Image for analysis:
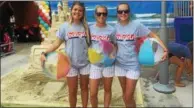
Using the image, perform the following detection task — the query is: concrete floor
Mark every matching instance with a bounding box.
[140,66,193,107]
[1,42,40,76]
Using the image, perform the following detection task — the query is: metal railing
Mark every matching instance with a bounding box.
[174,0,193,17]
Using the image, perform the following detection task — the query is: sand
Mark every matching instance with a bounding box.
[1,62,127,107]
[1,41,144,107]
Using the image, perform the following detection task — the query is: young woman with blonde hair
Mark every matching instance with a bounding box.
[89,5,116,107]
[40,1,90,107]
[115,3,168,107]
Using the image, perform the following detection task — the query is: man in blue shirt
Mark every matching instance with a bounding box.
[168,41,193,87]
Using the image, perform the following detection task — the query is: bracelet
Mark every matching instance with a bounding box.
[41,52,47,56]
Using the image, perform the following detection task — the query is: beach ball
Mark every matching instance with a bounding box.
[99,40,114,55]
[102,54,116,67]
[138,38,164,66]
[88,48,103,64]
[43,51,71,80]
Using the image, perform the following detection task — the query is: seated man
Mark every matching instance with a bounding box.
[168,41,193,87]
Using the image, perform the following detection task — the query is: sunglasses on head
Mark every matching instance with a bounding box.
[117,10,129,14]
[96,12,107,17]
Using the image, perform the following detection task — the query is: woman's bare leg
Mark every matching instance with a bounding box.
[125,78,137,107]
[67,76,78,107]
[103,77,113,107]
[90,79,100,107]
[80,75,89,107]
[118,76,127,106]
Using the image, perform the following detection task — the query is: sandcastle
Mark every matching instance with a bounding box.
[1,1,144,107]
[42,1,70,45]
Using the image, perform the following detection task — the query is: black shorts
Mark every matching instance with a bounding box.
[168,53,174,59]
[168,53,183,60]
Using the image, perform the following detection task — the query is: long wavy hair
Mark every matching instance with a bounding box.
[69,1,91,46]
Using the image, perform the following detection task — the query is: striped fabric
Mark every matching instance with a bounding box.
[89,64,115,79]
[66,64,90,77]
[115,65,140,80]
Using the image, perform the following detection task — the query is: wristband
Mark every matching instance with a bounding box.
[41,52,47,56]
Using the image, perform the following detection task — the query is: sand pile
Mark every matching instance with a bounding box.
[1,61,125,107]
[1,44,144,107]
[1,44,146,107]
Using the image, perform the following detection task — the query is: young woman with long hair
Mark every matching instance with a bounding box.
[40,1,90,107]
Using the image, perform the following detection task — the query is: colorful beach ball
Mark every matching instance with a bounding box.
[102,54,116,67]
[99,40,114,55]
[88,40,116,66]
[43,51,71,80]
[88,47,116,67]
[88,48,103,64]
[138,38,164,66]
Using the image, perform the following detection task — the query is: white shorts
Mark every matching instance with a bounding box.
[115,65,140,80]
[89,64,115,79]
[66,64,90,77]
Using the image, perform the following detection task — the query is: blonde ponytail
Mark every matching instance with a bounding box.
[82,14,91,46]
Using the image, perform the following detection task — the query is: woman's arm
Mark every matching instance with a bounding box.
[40,38,64,67]
[44,38,64,54]
[148,32,168,51]
[148,32,168,61]
[110,43,117,58]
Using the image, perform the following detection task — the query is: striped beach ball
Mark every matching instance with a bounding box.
[138,38,164,66]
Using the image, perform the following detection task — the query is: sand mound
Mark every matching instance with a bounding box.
[1,45,145,107]
[1,64,126,107]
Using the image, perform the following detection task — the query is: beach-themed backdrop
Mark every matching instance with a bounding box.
[50,1,177,28]
[69,1,174,28]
